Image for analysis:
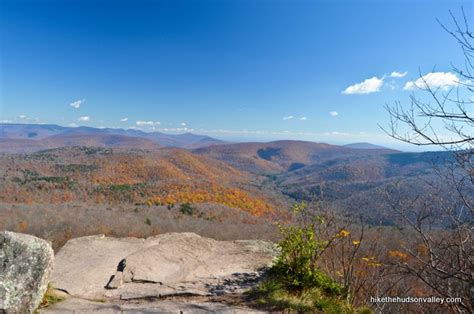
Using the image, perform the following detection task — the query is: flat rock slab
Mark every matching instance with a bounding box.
[51,233,278,302]
[41,297,266,313]
[0,231,54,313]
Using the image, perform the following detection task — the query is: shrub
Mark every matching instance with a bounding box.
[272,202,345,296]
[179,202,195,215]
[249,273,352,312]
[248,201,355,312]
[109,183,145,192]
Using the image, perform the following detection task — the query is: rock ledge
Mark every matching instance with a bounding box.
[0,231,54,313]
[50,232,278,307]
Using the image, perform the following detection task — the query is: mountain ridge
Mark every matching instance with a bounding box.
[343,142,390,150]
[0,123,226,152]
[194,140,399,173]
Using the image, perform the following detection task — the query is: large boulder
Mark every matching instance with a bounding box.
[0,231,54,313]
[51,233,278,301]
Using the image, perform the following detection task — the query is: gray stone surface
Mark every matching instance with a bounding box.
[0,231,54,313]
[41,297,267,313]
[51,234,148,299]
[48,232,278,312]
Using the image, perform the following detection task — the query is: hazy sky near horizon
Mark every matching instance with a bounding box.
[1,0,472,149]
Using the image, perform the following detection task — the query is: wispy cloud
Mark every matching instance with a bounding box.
[70,99,85,109]
[404,72,461,90]
[177,128,398,143]
[77,116,90,122]
[389,71,408,78]
[342,77,384,94]
[120,117,129,122]
[329,111,339,116]
[180,122,187,126]
[1,115,41,124]
[162,127,193,132]
[283,115,307,121]
[343,70,408,94]
[136,120,160,126]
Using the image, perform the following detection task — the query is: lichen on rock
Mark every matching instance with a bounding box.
[0,231,54,313]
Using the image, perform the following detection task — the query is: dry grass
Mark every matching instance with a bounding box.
[0,202,279,250]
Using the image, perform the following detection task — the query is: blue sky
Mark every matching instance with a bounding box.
[0,0,472,149]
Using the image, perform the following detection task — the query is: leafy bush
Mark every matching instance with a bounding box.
[249,202,356,312]
[271,202,344,295]
[179,202,196,215]
[272,204,345,295]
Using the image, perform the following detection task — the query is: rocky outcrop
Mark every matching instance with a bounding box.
[50,233,278,304]
[0,231,54,313]
[42,297,267,313]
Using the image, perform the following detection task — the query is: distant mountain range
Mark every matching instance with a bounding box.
[0,123,226,153]
[0,123,394,154]
[0,123,455,226]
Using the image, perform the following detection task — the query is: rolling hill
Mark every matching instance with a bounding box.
[0,134,162,153]
[195,140,453,224]
[194,140,398,173]
[272,150,453,223]
[0,146,280,217]
[0,123,225,152]
[343,142,390,150]
[0,123,455,226]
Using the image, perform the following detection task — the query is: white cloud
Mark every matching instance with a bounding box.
[77,116,90,122]
[183,127,397,142]
[342,77,384,94]
[283,115,294,120]
[180,122,187,126]
[136,120,160,126]
[329,111,339,116]
[18,115,27,119]
[70,99,85,109]
[299,116,307,121]
[162,127,194,132]
[404,72,461,90]
[389,71,408,78]
[120,118,129,122]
